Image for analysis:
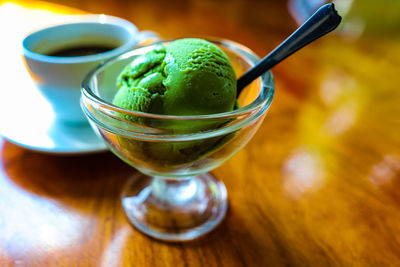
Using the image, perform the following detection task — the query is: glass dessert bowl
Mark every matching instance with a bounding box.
[81,38,274,241]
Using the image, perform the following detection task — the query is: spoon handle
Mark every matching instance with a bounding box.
[237,3,342,92]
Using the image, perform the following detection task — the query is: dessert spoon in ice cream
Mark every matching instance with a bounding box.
[237,3,342,94]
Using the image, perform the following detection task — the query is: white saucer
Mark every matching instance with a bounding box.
[0,69,107,155]
[1,119,108,155]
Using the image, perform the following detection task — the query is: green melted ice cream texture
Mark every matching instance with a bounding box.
[112,38,237,166]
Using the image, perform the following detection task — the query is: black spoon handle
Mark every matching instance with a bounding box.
[237,3,342,93]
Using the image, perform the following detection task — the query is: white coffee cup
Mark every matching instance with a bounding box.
[22,14,158,125]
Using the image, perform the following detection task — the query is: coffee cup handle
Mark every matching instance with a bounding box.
[136,31,160,46]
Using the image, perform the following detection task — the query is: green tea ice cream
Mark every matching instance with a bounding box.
[112,38,237,166]
[113,38,237,116]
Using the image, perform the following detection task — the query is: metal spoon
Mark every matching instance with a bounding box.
[237,3,342,94]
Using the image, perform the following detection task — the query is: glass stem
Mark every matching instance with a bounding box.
[151,176,202,206]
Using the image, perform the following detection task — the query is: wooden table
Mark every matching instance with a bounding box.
[1,0,400,266]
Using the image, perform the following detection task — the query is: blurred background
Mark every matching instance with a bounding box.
[1,0,400,266]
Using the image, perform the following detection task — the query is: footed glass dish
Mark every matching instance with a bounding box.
[81,38,274,241]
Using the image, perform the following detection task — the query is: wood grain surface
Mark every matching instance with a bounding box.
[1,0,400,266]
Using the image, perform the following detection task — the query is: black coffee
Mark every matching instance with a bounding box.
[47,45,117,57]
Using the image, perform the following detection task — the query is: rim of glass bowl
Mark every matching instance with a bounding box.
[81,38,275,142]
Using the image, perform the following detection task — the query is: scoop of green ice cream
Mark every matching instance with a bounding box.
[114,45,166,115]
[112,38,237,167]
[113,38,237,115]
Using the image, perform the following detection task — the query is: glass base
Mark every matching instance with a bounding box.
[121,172,228,242]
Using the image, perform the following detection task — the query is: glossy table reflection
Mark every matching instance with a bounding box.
[1,0,400,266]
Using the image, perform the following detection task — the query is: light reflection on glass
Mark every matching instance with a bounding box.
[282,147,325,198]
[368,155,400,186]
[99,13,107,24]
